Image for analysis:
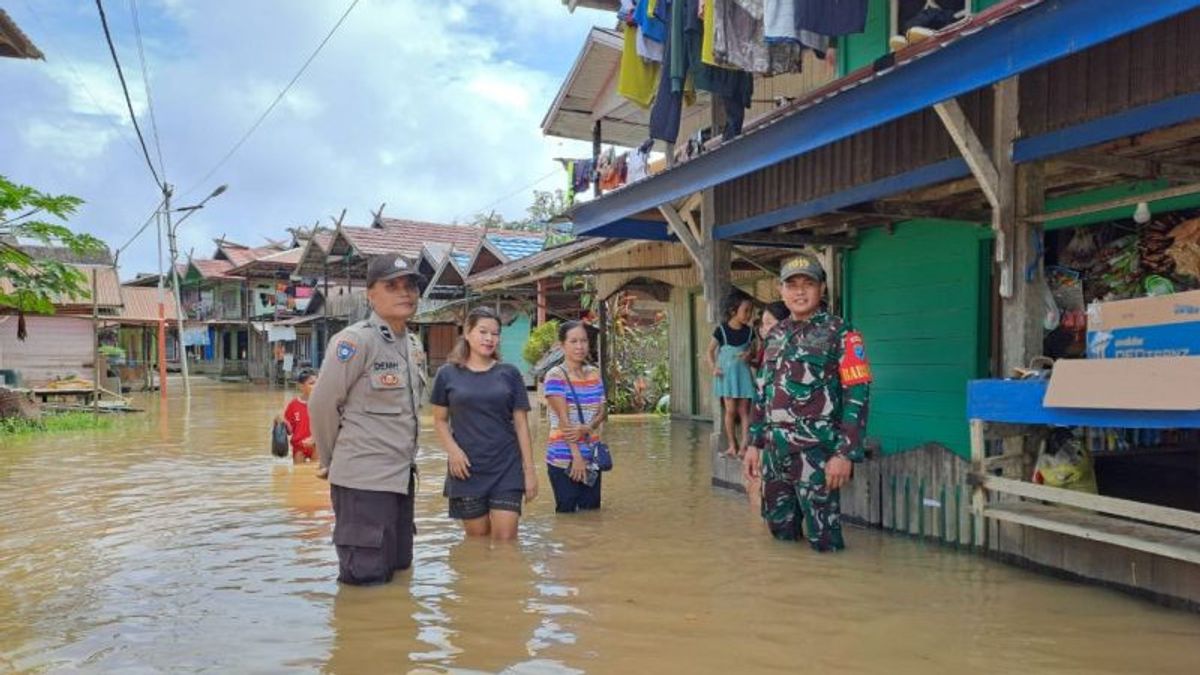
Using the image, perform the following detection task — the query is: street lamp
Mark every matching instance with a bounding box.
[163,183,229,397]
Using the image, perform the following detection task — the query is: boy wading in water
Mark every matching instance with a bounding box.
[279,369,320,468]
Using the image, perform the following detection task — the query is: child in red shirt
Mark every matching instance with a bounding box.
[280,369,317,465]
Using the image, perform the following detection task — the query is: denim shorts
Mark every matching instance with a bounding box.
[448,490,523,520]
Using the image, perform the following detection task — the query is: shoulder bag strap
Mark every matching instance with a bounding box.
[559,367,589,432]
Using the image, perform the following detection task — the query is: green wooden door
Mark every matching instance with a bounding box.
[845,221,991,458]
[501,313,531,377]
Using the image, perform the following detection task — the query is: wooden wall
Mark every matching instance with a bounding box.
[715,9,1200,228]
[841,444,1200,608]
[0,315,94,387]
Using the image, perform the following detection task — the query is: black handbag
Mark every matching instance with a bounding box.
[271,420,290,458]
[559,367,612,472]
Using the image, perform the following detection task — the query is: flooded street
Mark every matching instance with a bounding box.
[2,382,1199,673]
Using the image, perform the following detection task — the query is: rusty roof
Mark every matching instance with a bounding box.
[189,258,238,280]
[1,264,123,311]
[112,285,178,324]
[227,247,303,276]
[0,9,43,60]
[337,220,536,260]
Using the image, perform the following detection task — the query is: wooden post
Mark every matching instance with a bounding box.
[1001,162,1046,375]
[970,419,986,549]
[536,279,547,325]
[597,297,609,393]
[992,77,1020,300]
[592,120,602,198]
[92,269,99,416]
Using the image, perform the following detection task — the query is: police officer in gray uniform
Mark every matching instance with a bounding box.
[310,253,426,585]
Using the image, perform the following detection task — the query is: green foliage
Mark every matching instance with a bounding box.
[465,190,574,243]
[1,175,104,324]
[605,293,670,413]
[523,319,560,366]
[0,411,114,437]
[99,345,126,361]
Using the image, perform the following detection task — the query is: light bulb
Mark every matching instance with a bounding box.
[1133,201,1151,224]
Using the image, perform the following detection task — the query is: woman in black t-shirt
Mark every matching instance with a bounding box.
[431,307,538,541]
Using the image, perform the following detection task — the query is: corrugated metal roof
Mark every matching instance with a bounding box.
[487,233,545,261]
[450,252,472,270]
[1,264,124,310]
[466,237,608,287]
[112,286,178,323]
[219,244,280,268]
[340,220,536,259]
[542,26,650,148]
[0,8,44,60]
[190,259,238,280]
[227,247,303,275]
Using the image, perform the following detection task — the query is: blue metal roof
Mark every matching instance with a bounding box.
[571,0,1200,240]
[450,251,472,270]
[487,234,545,261]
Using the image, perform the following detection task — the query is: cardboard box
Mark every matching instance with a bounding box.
[1044,357,1200,410]
[1085,289,1200,358]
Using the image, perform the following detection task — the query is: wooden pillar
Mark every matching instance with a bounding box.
[597,297,609,393]
[592,120,602,198]
[1000,163,1046,374]
[536,278,547,325]
[701,189,731,324]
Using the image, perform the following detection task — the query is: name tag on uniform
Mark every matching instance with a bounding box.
[370,361,404,389]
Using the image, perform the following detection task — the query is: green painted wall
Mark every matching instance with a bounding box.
[839,1,1007,76]
[501,313,531,376]
[845,221,992,458]
[839,0,890,75]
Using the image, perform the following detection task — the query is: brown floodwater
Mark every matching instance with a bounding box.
[2,380,1199,673]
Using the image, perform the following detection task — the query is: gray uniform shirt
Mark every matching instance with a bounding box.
[309,312,424,494]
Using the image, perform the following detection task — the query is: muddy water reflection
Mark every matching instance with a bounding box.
[1,382,1199,673]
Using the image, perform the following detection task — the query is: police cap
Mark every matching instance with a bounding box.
[366,254,426,290]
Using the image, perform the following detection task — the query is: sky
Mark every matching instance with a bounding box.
[1,0,607,279]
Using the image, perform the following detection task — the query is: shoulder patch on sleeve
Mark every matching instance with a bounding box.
[335,339,358,362]
[838,330,872,386]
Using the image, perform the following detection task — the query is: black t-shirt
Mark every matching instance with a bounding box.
[713,323,752,348]
[430,362,531,497]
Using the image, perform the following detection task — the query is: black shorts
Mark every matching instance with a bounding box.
[448,490,523,520]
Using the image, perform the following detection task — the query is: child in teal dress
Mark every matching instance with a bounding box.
[706,291,756,457]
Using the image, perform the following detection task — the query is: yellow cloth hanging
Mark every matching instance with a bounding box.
[618,24,660,108]
[701,0,717,66]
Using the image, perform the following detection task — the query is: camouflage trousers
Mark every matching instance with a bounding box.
[760,444,845,552]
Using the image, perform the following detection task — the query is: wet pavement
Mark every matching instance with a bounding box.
[2,380,1199,673]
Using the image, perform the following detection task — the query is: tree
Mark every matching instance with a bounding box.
[1,175,105,340]
[465,189,574,244]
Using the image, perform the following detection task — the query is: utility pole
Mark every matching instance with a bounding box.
[155,205,168,401]
[164,184,191,397]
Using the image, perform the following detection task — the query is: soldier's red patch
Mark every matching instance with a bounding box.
[839,331,872,386]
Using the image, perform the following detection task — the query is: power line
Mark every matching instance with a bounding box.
[129,0,166,180]
[114,198,166,263]
[183,0,362,196]
[94,0,163,190]
[459,169,561,221]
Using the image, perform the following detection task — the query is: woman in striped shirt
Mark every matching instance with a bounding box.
[543,320,608,513]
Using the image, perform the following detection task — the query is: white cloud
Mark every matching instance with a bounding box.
[0,0,609,278]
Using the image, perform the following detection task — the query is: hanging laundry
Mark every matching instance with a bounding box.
[618,22,661,108]
[794,0,869,38]
[627,143,651,183]
[572,159,595,194]
[651,0,752,142]
[713,0,775,74]
[635,0,667,43]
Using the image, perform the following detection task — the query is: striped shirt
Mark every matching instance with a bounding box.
[543,364,605,468]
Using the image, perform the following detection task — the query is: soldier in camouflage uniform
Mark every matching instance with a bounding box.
[743,253,871,552]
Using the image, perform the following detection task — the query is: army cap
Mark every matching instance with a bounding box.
[366,253,426,289]
[779,252,826,283]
